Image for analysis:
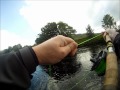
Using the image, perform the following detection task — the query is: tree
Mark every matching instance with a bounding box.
[86,24,94,37]
[35,22,76,44]
[0,44,22,55]
[12,44,22,51]
[57,21,76,37]
[35,22,58,44]
[102,14,116,29]
[116,25,120,33]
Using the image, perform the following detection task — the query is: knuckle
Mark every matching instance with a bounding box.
[74,42,78,47]
[60,50,66,55]
[57,35,63,38]
[71,42,78,49]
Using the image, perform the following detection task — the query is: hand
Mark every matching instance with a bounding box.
[32,35,78,65]
[105,28,119,41]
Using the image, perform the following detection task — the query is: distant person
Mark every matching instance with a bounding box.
[0,35,77,90]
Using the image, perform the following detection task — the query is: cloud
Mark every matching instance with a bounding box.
[20,1,93,33]
[20,0,120,34]
[90,0,120,27]
[117,20,120,26]
[1,0,119,50]
[0,29,34,50]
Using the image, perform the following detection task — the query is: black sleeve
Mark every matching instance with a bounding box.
[0,47,38,90]
[113,34,120,59]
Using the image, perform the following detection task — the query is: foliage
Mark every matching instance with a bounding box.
[35,21,76,44]
[0,44,22,54]
[35,22,58,44]
[102,14,120,33]
[102,14,116,29]
[75,34,106,47]
[116,25,120,33]
[57,21,76,37]
[86,24,94,37]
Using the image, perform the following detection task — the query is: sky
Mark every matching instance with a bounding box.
[0,0,120,50]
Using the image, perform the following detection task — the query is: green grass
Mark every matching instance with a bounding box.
[73,33,106,47]
[72,33,87,40]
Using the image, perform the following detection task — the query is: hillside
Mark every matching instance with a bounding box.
[73,33,106,47]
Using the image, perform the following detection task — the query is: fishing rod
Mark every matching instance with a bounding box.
[69,33,119,90]
[68,16,116,89]
[102,32,118,90]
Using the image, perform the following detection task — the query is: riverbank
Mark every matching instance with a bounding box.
[73,33,106,47]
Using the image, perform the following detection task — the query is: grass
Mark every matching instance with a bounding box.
[73,33,106,47]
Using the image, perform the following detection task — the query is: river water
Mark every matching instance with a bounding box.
[30,45,120,90]
[47,45,107,90]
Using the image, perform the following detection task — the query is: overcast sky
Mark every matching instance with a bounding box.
[0,0,120,50]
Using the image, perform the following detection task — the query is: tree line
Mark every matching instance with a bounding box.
[0,14,120,54]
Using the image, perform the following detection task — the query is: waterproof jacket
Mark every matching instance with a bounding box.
[113,34,120,59]
[0,47,38,90]
[113,34,120,90]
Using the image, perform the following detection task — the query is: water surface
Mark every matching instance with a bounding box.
[47,45,106,90]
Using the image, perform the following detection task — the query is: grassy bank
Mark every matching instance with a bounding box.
[73,33,106,47]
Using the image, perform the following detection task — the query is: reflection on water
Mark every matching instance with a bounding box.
[48,45,106,90]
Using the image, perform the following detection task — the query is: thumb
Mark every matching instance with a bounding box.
[60,42,77,57]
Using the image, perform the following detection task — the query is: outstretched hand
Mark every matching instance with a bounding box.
[105,28,119,42]
[32,35,78,65]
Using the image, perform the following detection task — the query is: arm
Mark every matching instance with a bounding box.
[105,28,120,59]
[0,35,77,89]
[113,34,120,59]
[0,47,38,89]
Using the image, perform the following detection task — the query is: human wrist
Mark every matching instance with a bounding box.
[29,46,39,65]
[32,45,44,65]
[19,47,38,74]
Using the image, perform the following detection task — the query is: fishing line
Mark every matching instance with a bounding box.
[49,34,102,76]
[78,34,102,46]
[69,71,91,90]
[49,65,52,76]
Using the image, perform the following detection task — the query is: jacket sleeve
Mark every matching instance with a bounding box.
[113,34,120,59]
[0,47,38,89]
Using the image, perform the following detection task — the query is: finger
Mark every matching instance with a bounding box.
[70,48,77,56]
[58,35,75,44]
[103,32,108,40]
[57,35,76,47]
[60,42,77,57]
[64,37,75,44]
[69,42,78,56]
[58,35,75,43]
[101,32,105,35]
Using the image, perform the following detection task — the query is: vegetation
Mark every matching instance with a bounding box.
[75,33,105,47]
[86,24,94,37]
[116,25,120,33]
[0,44,22,54]
[102,14,120,32]
[35,21,76,44]
[1,14,120,54]
[102,14,116,29]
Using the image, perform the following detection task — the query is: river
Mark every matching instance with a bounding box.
[47,45,107,90]
[30,45,120,90]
